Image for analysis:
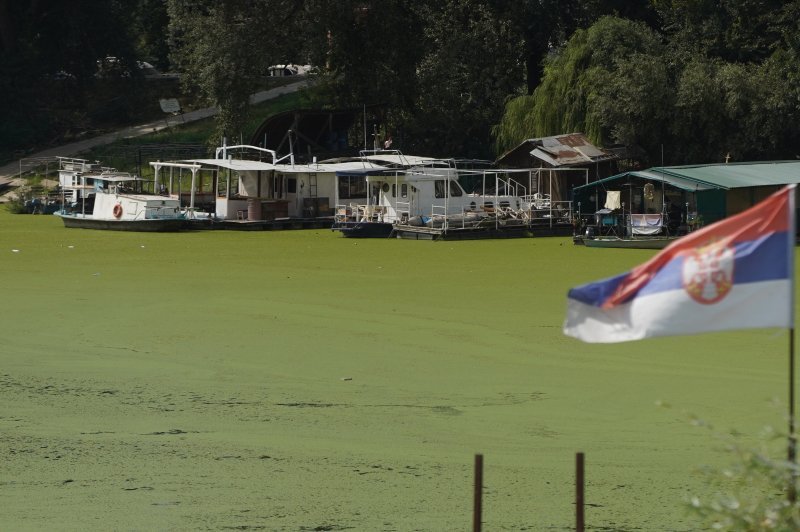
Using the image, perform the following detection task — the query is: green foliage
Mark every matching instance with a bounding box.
[654,0,791,63]
[493,16,665,156]
[494,5,800,164]
[0,0,142,153]
[670,55,800,163]
[402,0,524,158]
[167,0,303,145]
[302,0,424,111]
[687,417,800,530]
[76,91,310,176]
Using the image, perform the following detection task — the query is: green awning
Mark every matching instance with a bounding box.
[573,170,718,193]
[651,161,800,188]
[574,161,800,193]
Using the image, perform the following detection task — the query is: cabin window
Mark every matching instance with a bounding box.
[381,182,390,193]
[435,180,446,198]
[401,184,408,198]
[287,177,297,194]
[449,181,463,197]
[391,184,397,197]
[338,176,367,199]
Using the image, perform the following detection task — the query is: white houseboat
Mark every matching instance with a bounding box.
[150,144,394,225]
[54,157,185,231]
[332,162,578,239]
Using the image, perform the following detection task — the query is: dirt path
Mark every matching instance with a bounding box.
[0,79,309,189]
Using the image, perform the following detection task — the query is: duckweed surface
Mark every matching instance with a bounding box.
[1,209,792,530]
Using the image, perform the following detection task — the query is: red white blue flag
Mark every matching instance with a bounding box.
[564,185,796,343]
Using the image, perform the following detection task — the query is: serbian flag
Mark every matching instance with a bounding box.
[564,185,796,343]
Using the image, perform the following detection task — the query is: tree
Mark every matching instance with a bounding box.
[653,0,789,64]
[0,0,140,152]
[400,0,524,158]
[167,0,304,144]
[495,0,658,94]
[131,0,171,69]
[492,16,668,159]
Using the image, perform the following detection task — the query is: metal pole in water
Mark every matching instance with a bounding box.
[576,452,585,532]
[790,328,797,503]
[473,454,483,532]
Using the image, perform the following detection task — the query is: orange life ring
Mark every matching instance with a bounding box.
[112,204,123,218]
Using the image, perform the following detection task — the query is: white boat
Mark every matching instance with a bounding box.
[54,158,186,231]
[333,158,574,238]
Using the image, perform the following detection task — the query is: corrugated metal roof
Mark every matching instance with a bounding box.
[573,170,718,192]
[497,133,617,167]
[653,161,800,188]
[574,161,800,192]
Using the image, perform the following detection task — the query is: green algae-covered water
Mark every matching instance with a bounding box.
[1,209,792,530]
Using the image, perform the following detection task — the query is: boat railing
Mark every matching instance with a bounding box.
[626,213,665,236]
[394,201,411,223]
[334,204,351,223]
[518,197,573,225]
[429,203,448,230]
[143,204,183,220]
[495,176,526,198]
[334,203,387,223]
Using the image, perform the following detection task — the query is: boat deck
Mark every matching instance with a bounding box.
[391,221,574,241]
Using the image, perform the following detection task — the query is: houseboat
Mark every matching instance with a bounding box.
[54,158,186,231]
[332,162,576,239]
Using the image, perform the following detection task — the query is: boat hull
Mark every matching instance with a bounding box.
[55,213,187,232]
[581,236,678,249]
[332,221,394,238]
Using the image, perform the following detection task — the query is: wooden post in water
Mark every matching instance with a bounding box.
[576,452,585,532]
[473,453,483,532]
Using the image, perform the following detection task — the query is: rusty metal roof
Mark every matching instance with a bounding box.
[497,133,618,167]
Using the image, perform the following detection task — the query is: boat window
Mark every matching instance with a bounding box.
[401,184,408,198]
[273,175,283,198]
[287,177,297,194]
[449,181,463,197]
[338,176,367,199]
[435,180,446,198]
[392,184,397,197]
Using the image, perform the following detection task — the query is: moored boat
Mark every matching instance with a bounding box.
[579,235,680,249]
[54,158,186,231]
[332,154,573,239]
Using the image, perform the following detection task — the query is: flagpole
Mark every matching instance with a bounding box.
[789,186,797,504]
[790,326,797,503]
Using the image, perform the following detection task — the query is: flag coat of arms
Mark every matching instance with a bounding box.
[563,185,796,343]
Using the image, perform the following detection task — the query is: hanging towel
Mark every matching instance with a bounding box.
[604,191,621,210]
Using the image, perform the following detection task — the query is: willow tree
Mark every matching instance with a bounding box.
[492,16,667,158]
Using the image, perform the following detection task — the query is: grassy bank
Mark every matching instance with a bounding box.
[1,209,793,529]
[82,89,312,178]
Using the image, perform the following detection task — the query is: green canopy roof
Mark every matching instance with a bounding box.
[574,161,800,193]
[651,161,800,188]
